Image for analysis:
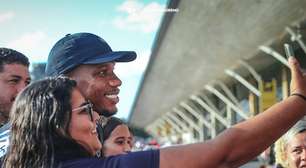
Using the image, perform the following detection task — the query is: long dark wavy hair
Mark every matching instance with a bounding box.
[2,76,90,168]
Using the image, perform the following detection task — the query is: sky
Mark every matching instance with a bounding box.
[0,0,168,120]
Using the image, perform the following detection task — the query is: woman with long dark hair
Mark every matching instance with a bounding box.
[3,76,158,168]
[3,57,306,168]
[3,76,100,167]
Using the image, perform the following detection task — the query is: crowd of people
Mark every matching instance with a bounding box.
[0,32,306,168]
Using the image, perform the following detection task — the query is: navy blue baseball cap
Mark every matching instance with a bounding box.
[45,32,137,76]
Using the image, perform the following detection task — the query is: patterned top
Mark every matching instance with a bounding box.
[0,123,10,158]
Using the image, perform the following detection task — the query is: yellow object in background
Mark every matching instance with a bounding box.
[260,79,277,111]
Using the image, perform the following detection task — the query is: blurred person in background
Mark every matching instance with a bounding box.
[0,48,30,157]
[274,119,306,168]
[101,117,133,157]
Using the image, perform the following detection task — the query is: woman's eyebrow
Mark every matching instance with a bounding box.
[80,101,89,106]
[75,101,89,109]
[115,137,125,140]
[292,145,302,148]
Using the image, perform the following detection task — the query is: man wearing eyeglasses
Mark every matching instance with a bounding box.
[0,48,31,157]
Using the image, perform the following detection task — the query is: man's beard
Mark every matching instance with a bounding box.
[99,110,116,117]
[94,104,117,117]
[0,103,10,119]
[0,106,10,125]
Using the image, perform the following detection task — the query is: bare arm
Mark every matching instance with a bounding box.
[159,57,306,168]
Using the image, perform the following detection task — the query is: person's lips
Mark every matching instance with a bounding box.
[104,89,120,103]
[300,162,306,168]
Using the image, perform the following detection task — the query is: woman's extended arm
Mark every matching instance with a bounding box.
[160,57,306,168]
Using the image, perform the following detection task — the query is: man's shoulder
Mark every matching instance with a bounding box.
[0,123,10,134]
[0,123,10,158]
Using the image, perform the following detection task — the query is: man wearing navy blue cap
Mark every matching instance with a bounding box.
[46,33,136,117]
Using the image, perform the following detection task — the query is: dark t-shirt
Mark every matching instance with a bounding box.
[59,150,160,168]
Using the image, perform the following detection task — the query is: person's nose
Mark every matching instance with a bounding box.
[123,142,132,153]
[301,149,306,161]
[109,73,122,87]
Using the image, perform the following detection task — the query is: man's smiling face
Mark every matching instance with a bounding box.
[68,62,122,117]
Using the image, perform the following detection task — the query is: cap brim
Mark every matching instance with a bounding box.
[83,51,136,65]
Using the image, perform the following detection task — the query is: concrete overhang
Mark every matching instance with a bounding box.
[129,0,306,128]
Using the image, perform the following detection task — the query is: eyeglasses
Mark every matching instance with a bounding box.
[72,100,94,121]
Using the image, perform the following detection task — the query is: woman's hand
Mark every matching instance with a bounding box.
[289,57,306,96]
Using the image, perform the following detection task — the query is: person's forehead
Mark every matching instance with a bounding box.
[69,62,116,77]
[80,62,115,69]
[0,63,30,76]
[288,132,306,147]
[111,125,131,136]
[94,62,115,68]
